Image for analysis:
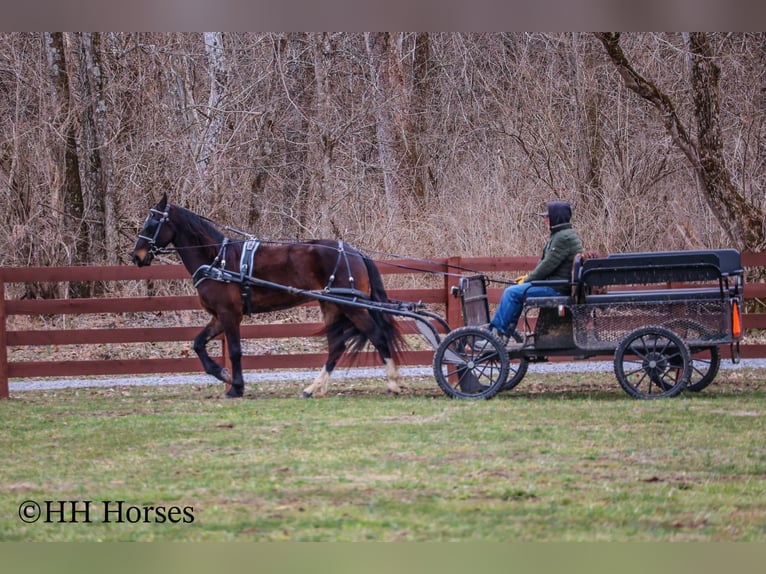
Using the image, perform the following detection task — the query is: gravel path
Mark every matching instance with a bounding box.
[9,358,766,392]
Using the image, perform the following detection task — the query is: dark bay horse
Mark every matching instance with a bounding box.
[131,193,404,398]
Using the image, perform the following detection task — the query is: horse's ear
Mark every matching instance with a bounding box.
[158,192,168,209]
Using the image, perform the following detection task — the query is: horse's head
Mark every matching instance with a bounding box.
[132,193,173,267]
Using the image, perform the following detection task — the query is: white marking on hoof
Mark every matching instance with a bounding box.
[303,367,331,397]
[384,358,402,395]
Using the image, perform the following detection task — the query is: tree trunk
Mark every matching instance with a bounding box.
[595,32,765,250]
[411,32,432,202]
[365,32,419,222]
[44,33,87,267]
[198,32,228,202]
[571,32,603,207]
[273,33,313,238]
[308,32,335,237]
[67,32,115,270]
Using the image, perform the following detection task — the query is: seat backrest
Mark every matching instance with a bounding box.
[459,275,490,326]
[582,250,731,288]
[607,249,742,274]
[571,252,586,303]
[571,251,607,303]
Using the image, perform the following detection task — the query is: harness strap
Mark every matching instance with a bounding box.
[239,240,260,316]
[326,241,355,292]
[192,239,230,288]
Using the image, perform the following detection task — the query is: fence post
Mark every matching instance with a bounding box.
[445,256,462,328]
[0,274,8,399]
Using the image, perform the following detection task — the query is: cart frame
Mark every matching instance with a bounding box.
[434,249,744,400]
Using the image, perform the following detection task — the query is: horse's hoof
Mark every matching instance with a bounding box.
[301,391,313,399]
[226,386,244,399]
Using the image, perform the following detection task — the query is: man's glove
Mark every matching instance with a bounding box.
[515,274,528,284]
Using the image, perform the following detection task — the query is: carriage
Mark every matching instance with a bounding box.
[133,196,745,400]
[434,249,745,400]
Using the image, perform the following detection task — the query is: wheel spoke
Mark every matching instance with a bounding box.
[433,326,508,399]
[614,326,690,399]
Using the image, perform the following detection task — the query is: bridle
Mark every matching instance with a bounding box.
[138,206,170,255]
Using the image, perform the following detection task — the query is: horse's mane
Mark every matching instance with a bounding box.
[171,204,226,251]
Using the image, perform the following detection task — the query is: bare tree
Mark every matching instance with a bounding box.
[198,32,228,202]
[570,32,604,207]
[77,32,119,265]
[595,32,765,250]
[307,32,335,237]
[3,32,766,281]
[365,32,421,222]
[410,32,432,202]
[44,33,86,264]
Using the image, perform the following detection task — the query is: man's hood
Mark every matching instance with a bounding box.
[546,201,572,228]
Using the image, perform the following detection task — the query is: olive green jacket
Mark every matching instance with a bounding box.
[525,223,583,287]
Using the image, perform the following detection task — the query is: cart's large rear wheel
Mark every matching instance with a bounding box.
[433,326,509,400]
[655,345,721,393]
[661,318,721,392]
[686,346,721,392]
[614,326,690,399]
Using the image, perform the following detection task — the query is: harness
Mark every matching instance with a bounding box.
[138,207,170,256]
[192,239,370,316]
[191,238,259,315]
[139,204,382,315]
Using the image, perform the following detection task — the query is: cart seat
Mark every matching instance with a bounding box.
[523,294,573,308]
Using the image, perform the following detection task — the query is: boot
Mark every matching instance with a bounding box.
[474,324,507,352]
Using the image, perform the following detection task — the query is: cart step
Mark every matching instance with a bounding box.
[505,342,526,352]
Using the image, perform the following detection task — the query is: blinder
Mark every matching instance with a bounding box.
[138,207,170,254]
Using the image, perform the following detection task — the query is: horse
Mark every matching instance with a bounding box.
[131,193,405,398]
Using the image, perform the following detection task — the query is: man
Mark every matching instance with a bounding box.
[484,200,583,343]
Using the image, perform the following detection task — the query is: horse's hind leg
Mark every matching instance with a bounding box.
[383,356,402,395]
[347,309,402,395]
[351,310,402,395]
[302,328,346,398]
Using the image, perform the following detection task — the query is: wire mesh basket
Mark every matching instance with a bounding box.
[572,299,731,350]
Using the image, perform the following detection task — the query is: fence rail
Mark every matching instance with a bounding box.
[2,253,766,398]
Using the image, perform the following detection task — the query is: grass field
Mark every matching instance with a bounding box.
[2,368,765,542]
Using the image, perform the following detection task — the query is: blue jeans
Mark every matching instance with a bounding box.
[489,284,561,336]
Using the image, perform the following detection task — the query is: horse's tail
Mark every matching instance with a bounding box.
[361,253,406,361]
[327,251,405,362]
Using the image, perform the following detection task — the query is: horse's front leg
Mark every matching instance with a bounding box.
[193,318,231,384]
[222,320,244,398]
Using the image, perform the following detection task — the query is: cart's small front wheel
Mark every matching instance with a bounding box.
[501,330,529,391]
[614,326,690,399]
[433,326,509,399]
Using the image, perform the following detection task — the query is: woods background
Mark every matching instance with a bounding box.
[1,32,765,298]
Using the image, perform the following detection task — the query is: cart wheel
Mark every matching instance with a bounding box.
[661,319,721,392]
[614,326,690,399]
[686,346,721,392]
[500,330,529,391]
[432,326,509,399]
[655,345,721,393]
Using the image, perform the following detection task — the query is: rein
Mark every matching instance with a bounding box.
[145,207,514,286]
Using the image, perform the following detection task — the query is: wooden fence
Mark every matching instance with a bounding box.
[2,253,766,399]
